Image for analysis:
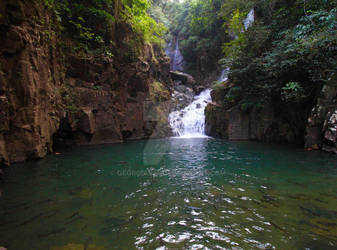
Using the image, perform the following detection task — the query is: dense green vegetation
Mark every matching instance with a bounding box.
[220,0,337,110]
[162,0,229,75]
[43,0,165,54]
[155,0,336,111]
[43,0,337,109]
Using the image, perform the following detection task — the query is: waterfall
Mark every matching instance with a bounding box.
[216,9,254,85]
[219,67,229,82]
[169,89,212,138]
[244,9,254,30]
[165,39,184,71]
[165,42,172,58]
[168,69,231,138]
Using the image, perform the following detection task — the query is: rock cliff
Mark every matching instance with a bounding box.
[305,74,337,153]
[205,80,313,146]
[0,0,172,166]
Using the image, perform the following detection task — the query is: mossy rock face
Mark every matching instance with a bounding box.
[143,81,172,138]
[211,81,233,105]
[205,103,228,138]
[149,81,170,102]
[51,243,104,250]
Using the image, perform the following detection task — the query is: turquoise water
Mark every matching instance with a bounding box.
[0,138,337,250]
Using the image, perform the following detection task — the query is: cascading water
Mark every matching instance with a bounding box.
[172,40,184,71]
[244,9,254,30]
[219,67,229,82]
[168,9,253,138]
[169,89,212,138]
[169,69,230,138]
[165,39,184,71]
[165,41,172,58]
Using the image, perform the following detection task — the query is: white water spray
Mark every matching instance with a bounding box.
[219,67,229,82]
[172,40,184,71]
[244,9,255,30]
[169,89,212,138]
[168,9,254,138]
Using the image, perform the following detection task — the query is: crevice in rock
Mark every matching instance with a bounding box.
[5,4,23,25]
[52,117,76,152]
[122,130,133,139]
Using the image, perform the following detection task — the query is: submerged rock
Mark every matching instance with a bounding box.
[68,187,94,200]
[310,217,337,241]
[51,243,104,250]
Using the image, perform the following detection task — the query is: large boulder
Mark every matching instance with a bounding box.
[205,103,228,138]
[170,71,196,86]
[205,104,250,141]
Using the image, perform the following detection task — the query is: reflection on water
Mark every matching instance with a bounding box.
[0,138,337,249]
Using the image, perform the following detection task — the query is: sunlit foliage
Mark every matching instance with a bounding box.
[44,0,165,48]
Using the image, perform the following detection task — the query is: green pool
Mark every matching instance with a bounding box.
[0,138,336,249]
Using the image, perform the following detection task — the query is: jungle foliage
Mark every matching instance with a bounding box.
[221,0,337,108]
[162,0,336,109]
[43,0,337,109]
[43,0,165,53]
[163,0,230,75]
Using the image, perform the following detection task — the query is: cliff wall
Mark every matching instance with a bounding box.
[0,0,172,166]
[205,80,327,148]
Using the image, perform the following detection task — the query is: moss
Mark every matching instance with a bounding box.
[149,81,170,102]
[59,83,80,116]
[148,43,159,64]
[212,81,226,91]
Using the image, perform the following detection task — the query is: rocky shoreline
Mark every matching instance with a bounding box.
[205,76,337,154]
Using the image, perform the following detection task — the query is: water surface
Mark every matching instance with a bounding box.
[0,138,337,249]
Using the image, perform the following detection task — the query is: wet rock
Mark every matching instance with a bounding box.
[78,108,96,135]
[170,71,196,86]
[194,86,206,95]
[322,144,337,154]
[206,104,250,140]
[227,106,250,140]
[205,103,228,139]
[171,90,194,111]
[206,81,307,143]
[305,75,337,153]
